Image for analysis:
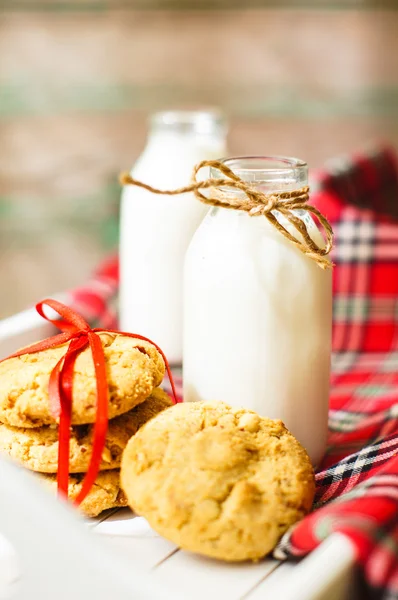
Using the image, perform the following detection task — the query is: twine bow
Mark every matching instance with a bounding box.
[1,299,177,505]
[120,159,333,269]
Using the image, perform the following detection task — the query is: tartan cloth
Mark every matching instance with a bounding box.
[275,146,398,600]
[68,145,398,600]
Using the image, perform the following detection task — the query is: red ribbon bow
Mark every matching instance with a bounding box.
[4,299,177,505]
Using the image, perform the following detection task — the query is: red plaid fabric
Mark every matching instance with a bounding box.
[68,254,119,330]
[275,146,398,600]
[68,145,398,600]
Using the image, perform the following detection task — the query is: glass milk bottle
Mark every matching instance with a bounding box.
[120,110,227,364]
[183,156,332,466]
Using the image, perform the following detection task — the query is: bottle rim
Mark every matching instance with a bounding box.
[210,155,308,189]
[150,110,227,136]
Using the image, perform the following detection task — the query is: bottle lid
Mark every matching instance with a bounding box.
[149,110,227,136]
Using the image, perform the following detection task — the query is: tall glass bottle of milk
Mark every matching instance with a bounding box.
[183,156,332,466]
[120,111,227,364]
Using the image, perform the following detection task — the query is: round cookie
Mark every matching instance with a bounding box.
[0,388,173,473]
[39,469,127,518]
[121,401,315,562]
[0,332,165,428]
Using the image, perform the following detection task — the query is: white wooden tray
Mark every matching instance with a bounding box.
[0,306,359,600]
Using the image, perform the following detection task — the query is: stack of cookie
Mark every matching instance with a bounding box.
[0,332,173,517]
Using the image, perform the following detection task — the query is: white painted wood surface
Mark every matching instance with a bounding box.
[0,458,177,600]
[92,509,357,600]
[0,467,357,600]
[0,307,358,600]
[0,298,68,359]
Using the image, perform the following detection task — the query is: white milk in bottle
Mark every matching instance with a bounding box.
[183,156,332,466]
[120,111,227,364]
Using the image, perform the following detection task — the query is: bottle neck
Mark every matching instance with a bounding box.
[145,110,227,156]
[145,129,226,157]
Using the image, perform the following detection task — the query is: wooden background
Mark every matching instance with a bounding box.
[1,1,397,318]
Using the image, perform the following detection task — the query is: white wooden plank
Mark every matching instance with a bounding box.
[245,562,296,598]
[0,457,177,600]
[93,510,151,535]
[151,549,280,600]
[93,511,177,572]
[101,536,178,572]
[246,534,356,600]
[86,507,123,529]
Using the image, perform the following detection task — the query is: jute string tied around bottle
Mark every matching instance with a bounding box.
[120,159,334,270]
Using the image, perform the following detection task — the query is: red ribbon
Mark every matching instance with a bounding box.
[3,299,178,505]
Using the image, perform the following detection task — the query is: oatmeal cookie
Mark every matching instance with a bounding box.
[0,388,172,473]
[0,332,165,428]
[121,401,315,562]
[40,469,127,518]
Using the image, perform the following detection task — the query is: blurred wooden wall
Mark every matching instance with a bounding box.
[1,2,397,317]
